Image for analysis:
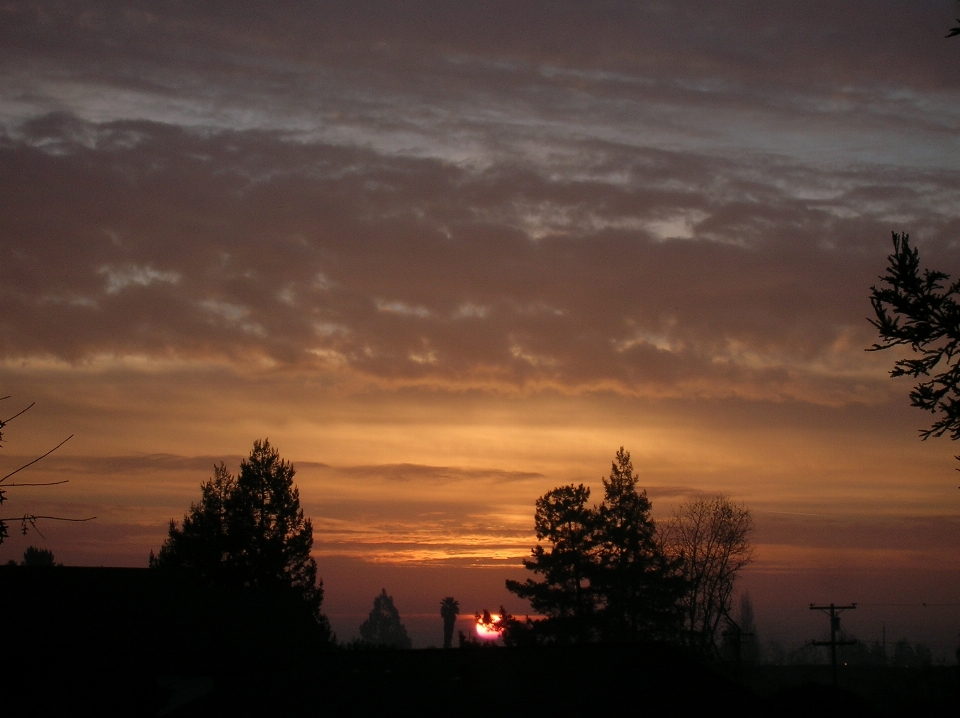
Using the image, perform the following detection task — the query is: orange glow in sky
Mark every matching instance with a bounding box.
[1,1,958,653]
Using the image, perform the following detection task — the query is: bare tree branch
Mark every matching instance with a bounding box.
[5,480,70,487]
[1,402,36,426]
[0,435,73,485]
[0,396,90,547]
[0,514,97,522]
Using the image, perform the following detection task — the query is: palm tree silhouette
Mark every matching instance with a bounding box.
[440,596,460,649]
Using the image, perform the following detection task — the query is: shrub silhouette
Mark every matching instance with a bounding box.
[21,545,58,566]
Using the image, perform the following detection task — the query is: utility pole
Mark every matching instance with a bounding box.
[721,616,754,673]
[810,603,857,685]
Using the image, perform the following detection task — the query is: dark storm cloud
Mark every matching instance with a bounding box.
[2,1,958,401]
[4,1,957,94]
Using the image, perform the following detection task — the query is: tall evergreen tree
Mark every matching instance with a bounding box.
[359,589,412,649]
[593,448,685,641]
[870,232,960,466]
[151,439,329,637]
[228,440,320,609]
[151,462,236,583]
[506,448,686,643]
[505,483,597,642]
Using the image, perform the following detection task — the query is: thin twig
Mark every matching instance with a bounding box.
[0,435,73,484]
[0,515,97,522]
[5,480,70,487]
[26,516,44,539]
[1,402,35,425]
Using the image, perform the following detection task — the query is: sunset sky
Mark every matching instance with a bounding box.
[2,1,959,651]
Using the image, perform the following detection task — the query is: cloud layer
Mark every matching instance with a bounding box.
[2,1,959,404]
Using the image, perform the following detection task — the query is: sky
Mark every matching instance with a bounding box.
[1,1,959,652]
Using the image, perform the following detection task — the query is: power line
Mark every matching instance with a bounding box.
[856,603,960,607]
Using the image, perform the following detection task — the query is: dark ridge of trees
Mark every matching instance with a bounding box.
[440,596,459,649]
[869,232,960,461]
[150,439,331,642]
[5,562,955,716]
[359,588,412,649]
[891,638,934,668]
[506,449,755,650]
[505,448,688,644]
[833,636,933,668]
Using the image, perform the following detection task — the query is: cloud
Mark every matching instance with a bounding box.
[754,512,960,554]
[0,449,546,566]
[375,300,432,318]
[0,453,251,477]
[0,109,955,404]
[325,463,543,484]
[0,2,957,406]
[99,264,181,294]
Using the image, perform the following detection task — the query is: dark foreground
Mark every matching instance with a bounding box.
[3,566,957,717]
[7,645,958,718]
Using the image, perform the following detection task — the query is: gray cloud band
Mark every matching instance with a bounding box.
[2,1,958,403]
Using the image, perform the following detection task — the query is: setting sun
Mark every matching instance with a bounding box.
[476,614,502,639]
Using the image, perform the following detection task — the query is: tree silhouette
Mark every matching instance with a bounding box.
[869,232,960,461]
[892,639,932,667]
[359,588,412,648]
[21,545,58,566]
[505,483,597,642]
[151,439,330,637]
[659,494,753,655]
[507,448,685,643]
[737,593,761,664]
[440,596,459,649]
[151,462,235,582]
[593,448,686,642]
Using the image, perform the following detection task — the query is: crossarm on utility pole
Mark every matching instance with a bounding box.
[810,603,857,685]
